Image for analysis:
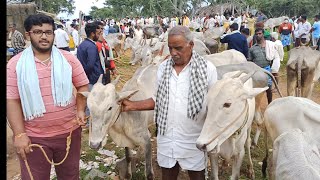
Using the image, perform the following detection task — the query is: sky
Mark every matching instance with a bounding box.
[57,0,105,20]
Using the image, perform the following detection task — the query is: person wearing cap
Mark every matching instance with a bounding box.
[279,18,293,51]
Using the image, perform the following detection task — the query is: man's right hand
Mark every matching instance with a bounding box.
[121,99,133,112]
[14,134,32,160]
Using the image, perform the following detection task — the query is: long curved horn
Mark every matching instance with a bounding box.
[230,71,244,78]
[240,71,256,84]
[97,74,103,84]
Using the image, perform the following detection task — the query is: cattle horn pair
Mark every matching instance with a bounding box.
[240,71,256,83]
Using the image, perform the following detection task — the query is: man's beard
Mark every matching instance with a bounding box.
[30,39,53,53]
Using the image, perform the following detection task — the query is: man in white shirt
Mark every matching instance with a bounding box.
[121,26,218,180]
[54,24,70,51]
[297,15,312,45]
[71,24,79,48]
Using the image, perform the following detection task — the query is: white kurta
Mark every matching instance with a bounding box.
[153,57,217,170]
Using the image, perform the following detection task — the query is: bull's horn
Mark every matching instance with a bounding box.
[97,74,103,84]
[111,75,121,85]
[231,71,244,78]
[240,71,256,83]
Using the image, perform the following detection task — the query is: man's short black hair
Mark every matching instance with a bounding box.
[230,23,238,30]
[57,24,63,29]
[255,27,264,34]
[301,15,307,20]
[24,14,56,32]
[315,15,320,19]
[94,21,104,27]
[241,28,250,36]
[85,22,99,37]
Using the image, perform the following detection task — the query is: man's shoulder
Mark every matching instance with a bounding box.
[7,53,22,69]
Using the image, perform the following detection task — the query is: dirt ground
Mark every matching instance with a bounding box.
[6,49,320,180]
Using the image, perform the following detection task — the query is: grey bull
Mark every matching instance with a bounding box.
[286,46,320,98]
[263,96,320,179]
[196,71,269,179]
[80,64,158,180]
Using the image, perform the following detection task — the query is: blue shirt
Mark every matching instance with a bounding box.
[104,25,109,35]
[77,38,104,84]
[312,21,320,38]
[220,31,249,58]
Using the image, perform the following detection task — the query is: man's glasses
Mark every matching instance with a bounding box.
[29,30,54,37]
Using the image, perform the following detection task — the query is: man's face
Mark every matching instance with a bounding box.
[26,23,54,53]
[8,25,15,32]
[92,25,102,41]
[168,35,194,65]
[255,30,264,42]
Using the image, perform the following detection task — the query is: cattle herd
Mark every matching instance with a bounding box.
[82,23,320,180]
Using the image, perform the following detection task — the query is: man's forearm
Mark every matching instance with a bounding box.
[131,98,155,111]
[76,85,89,112]
[7,99,26,135]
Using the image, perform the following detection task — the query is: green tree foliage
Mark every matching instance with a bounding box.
[7,0,76,14]
[88,0,319,19]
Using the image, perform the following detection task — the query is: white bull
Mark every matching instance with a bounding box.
[80,64,159,180]
[286,46,320,98]
[196,71,268,180]
[263,96,320,179]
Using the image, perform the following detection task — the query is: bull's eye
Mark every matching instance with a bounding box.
[223,103,231,108]
[108,107,112,111]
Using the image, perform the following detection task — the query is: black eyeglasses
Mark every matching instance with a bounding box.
[29,30,54,37]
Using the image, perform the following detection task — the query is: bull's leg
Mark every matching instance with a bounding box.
[209,153,219,180]
[286,67,297,96]
[253,94,264,147]
[231,148,245,180]
[143,136,154,180]
[124,147,132,180]
[246,127,255,179]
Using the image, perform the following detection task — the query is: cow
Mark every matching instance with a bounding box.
[204,49,247,66]
[105,33,126,57]
[216,62,283,146]
[196,71,269,180]
[286,46,320,98]
[80,64,159,180]
[264,16,289,32]
[263,96,320,179]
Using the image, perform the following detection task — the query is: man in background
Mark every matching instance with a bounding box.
[54,24,70,51]
[8,23,26,56]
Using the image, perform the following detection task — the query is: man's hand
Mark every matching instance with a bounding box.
[14,135,32,160]
[121,99,133,112]
[76,111,87,126]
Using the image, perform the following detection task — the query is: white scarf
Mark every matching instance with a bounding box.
[16,46,73,121]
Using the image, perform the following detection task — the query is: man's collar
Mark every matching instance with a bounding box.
[86,38,96,44]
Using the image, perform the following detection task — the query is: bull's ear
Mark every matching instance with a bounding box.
[78,91,90,98]
[116,90,139,102]
[242,87,269,99]
[111,75,120,85]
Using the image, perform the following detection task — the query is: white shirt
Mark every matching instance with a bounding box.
[153,56,217,168]
[71,29,79,47]
[54,28,69,48]
[298,21,312,39]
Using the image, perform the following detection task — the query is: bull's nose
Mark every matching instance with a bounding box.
[196,143,206,151]
[90,141,101,149]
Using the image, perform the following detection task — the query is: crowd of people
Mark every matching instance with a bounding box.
[6,9,320,180]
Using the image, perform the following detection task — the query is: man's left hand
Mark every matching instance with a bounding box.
[76,111,87,126]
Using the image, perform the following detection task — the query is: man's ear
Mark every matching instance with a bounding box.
[25,32,30,41]
[189,40,194,48]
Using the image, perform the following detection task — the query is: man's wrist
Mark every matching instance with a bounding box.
[15,132,27,139]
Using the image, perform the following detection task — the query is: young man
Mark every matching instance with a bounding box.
[7,14,89,179]
[279,18,293,51]
[248,28,280,104]
[8,23,26,55]
[297,15,312,45]
[121,26,218,180]
[310,15,320,50]
[220,23,249,58]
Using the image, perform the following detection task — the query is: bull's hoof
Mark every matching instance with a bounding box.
[146,172,154,180]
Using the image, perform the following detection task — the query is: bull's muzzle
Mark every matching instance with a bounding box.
[90,141,102,149]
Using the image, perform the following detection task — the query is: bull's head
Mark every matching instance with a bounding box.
[79,75,138,149]
[196,71,268,153]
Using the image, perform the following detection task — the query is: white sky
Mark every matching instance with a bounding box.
[57,0,105,20]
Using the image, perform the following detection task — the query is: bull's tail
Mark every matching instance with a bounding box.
[262,126,269,178]
[261,68,283,97]
[296,59,302,97]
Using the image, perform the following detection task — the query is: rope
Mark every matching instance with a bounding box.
[23,116,90,180]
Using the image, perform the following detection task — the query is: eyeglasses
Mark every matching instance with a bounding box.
[29,30,54,37]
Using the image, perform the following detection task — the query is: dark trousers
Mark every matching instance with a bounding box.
[58,47,70,52]
[19,127,81,180]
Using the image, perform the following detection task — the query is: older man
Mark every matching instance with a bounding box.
[8,23,26,56]
[121,26,218,180]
